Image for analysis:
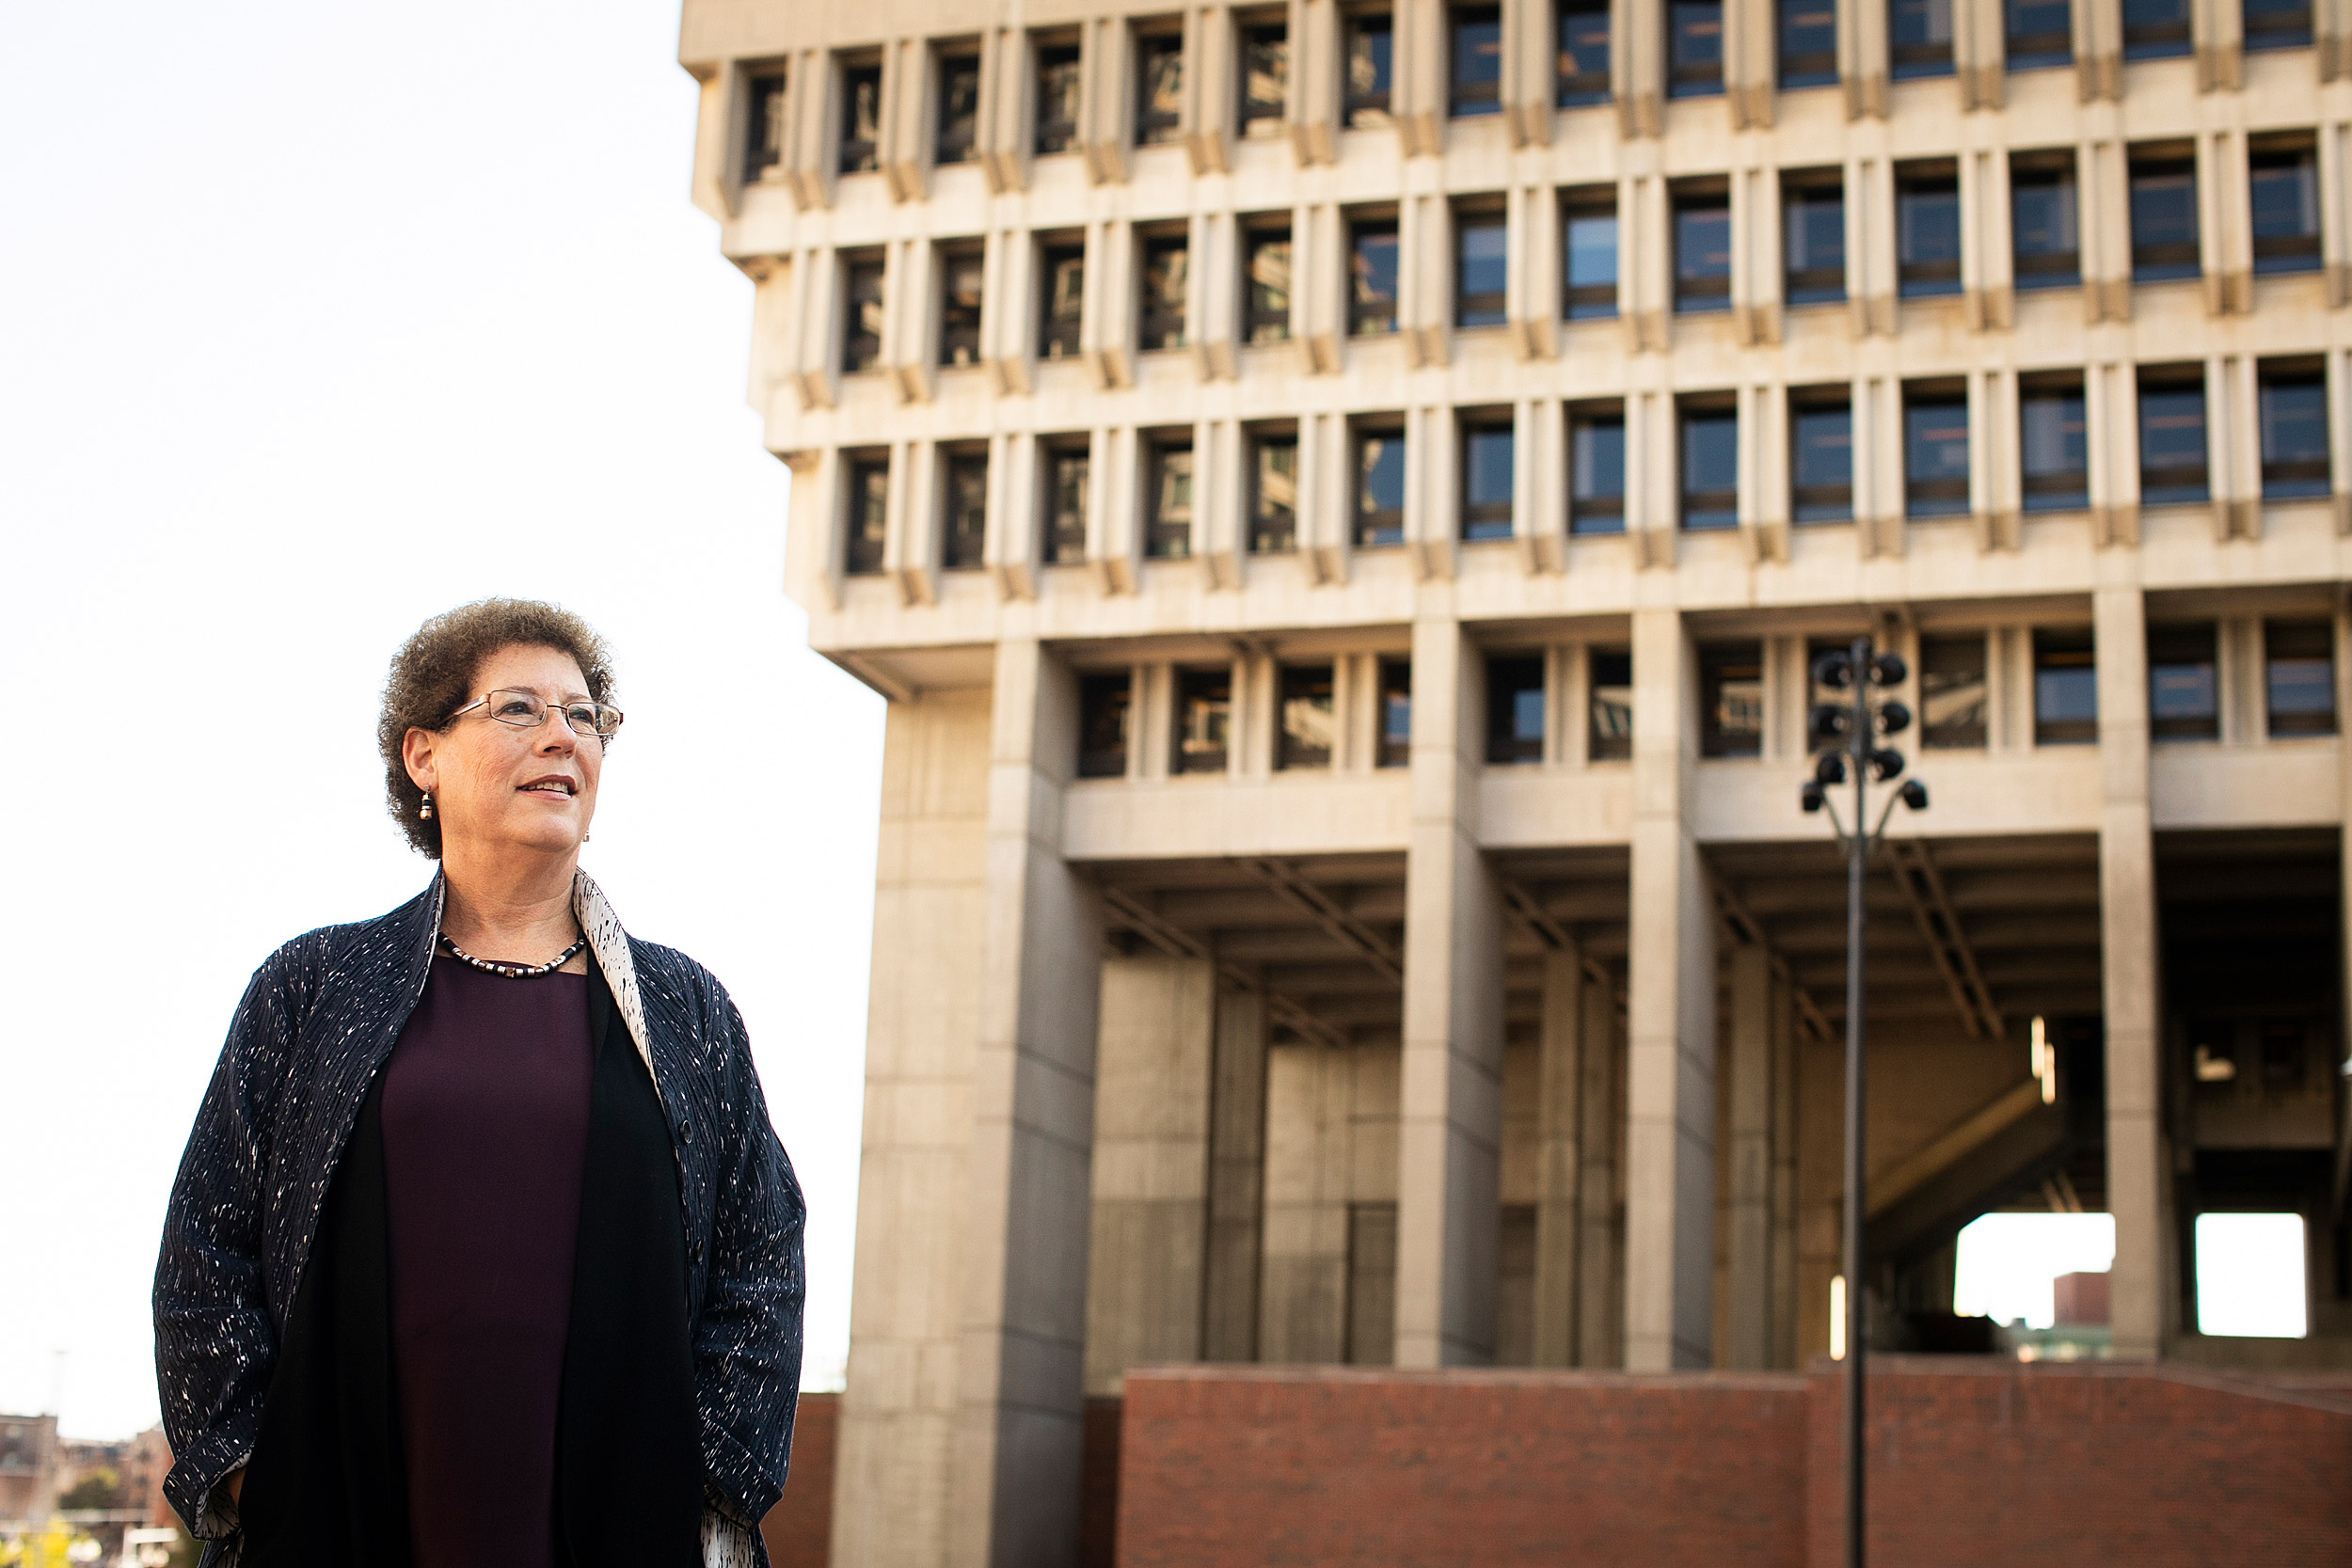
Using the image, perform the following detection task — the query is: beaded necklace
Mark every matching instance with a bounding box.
[437,931,586,979]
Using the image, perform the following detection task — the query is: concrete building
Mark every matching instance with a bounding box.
[677,0,2352,1561]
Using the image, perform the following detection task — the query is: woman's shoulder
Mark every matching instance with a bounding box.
[246,886,436,1007]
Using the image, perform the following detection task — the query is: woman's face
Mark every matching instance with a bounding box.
[405,643,602,862]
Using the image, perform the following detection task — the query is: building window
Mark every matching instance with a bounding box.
[1559,0,1613,103]
[1670,0,1726,95]
[1146,438,1195,559]
[2011,154,2081,292]
[2265,621,2338,736]
[2148,623,2220,742]
[1904,388,1971,517]
[2020,378,2089,510]
[2138,367,2210,506]
[842,256,885,372]
[1456,210,1508,326]
[1791,394,1854,524]
[2006,0,2073,66]
[1041,446,1091,565]
[1251,434,1300,552]
[1136,33,1186,145]
[1453,5,1504,115]
[1279,665,1337,768]
[2259,363,2330,499]
[2033,629,2097,745]
[943,451,989,569]
[939,247,984,368]
[2249,144,2322,274]
[1379,659,1413,767]
[1589,649,1634,760]
[1486,656,1547,764]
[1897,166,1963,297]
[744,71,788,181]
[844,455,889,575]
[1564,196,1619,318]
[2244,0,2312,50]
[2122,0,2191,58]
[1040,243,1085,359]
[1674,190,1732,312]
[1139,235,1190,350]
[1346,10,1396,126]
[1701,644,1765,758]
[1356,424,1406,546]
[937,55,982,163]
[1780,0,1838,87]
[1245,227,1293,343]
[839,61,882,173]
[1919,634,1988,748]
[1462,420,1516,540]
[2129,150,2200,283]
[1036,43,1083,154]
[1077,673,1133,778]
[1173,667,1232,773]
[1570,410,1627,534]
[1889,0,1955,77]
[1351,218,1402,334]
[1784,174,1846,305]
[1681,404,1739,530]
[1242,24,1290,135]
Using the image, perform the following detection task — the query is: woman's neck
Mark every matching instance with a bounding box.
[437,850,580,963]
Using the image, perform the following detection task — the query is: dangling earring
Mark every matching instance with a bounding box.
[582,832,593,843]
[420,792,434,820]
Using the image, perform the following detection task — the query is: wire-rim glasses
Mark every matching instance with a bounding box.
[448,689,625,742]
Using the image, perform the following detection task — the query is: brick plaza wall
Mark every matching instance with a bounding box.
[759,1391,837,1568]
[1116,1360,2352,1568]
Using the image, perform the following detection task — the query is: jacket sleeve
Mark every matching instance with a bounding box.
[152,942,307,1538]
[694,987,808,1528]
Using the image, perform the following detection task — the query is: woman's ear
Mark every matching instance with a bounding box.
[402,726,440,794]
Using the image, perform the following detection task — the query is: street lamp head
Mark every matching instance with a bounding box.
[1808,703,1853,752]
[1868,748,1906,782]
[1876,700,1912,736]
[1899,778,1929,811]
[1870,652,1908,687]
[1814,751,1849,785]
[1812,652,1854,689]
[1801,780,1826,813]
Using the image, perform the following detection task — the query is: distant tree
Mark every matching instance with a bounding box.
[57,1470,119,1512]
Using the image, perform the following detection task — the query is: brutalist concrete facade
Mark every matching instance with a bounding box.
[678,2,2352,1562]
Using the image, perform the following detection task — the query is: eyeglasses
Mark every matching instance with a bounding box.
[448,689,625,741]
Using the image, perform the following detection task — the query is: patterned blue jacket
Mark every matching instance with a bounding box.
[152,872,804,1567]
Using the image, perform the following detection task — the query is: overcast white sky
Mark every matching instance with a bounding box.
[2,0,880,1436]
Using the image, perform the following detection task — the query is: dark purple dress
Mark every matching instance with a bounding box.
[380,956,591,1568]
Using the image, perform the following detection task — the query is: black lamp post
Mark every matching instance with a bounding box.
[1800,635,1928,1568]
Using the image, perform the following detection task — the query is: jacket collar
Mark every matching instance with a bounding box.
[408,867,654,1083]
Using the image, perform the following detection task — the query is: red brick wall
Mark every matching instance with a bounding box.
[1807,1358,2352,1567]
[759,1392,838,1568]
[1115,1367,1812,1568]
[1115,1361,2352,1568]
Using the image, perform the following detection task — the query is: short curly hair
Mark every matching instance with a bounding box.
[377,598,617,857]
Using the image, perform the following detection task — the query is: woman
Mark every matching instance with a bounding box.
[154,599,804,1568]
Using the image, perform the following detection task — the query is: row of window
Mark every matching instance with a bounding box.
[1073,619,2339,778]
[747,0,2323,181]
[839,358,2330,574]
[830,136,2323,377]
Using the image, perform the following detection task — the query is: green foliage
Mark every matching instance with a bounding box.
[57,1469,120,1512]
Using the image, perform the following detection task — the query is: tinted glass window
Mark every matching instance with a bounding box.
[1077,673,1132,778]
[2266,622,2337,736]
[2244,0,2313,49]
[943,452,988,569]
[2250,150,2322,274]
[1701,644,1764,757]
[1670,0,1725,95]
[1379,660,1414,767]
[940,249,984,368]
[2138,376,2210,505]
[1042,449,1090,564]
[2033,629,2097,745]
[1453,5,1504,114]
[2021,387,2089,510]
[1246,232,1293,343]
[2006,0,2073,66]
[1675,196,1732,311]
[1139,237,1189,350]
[1279,665,1336,769]
[744,72,788,180]
[1791,404,1854,523]
[1041,245,1085,358]
[2148,624,2219,742]
[1565,208,1619,318]
[1571,415,1627,534]
[1559,0,1613,104]
[1137,35,1185,144]
[2122,0,2191,57]
[1780,0,1838,86]
[2259,372,2330,499]
[1347,12,1395,125]
[2012,163,2080,290]
[938,56,982,163]
[1785,183,1846,305]
[1681,409,1739,531]
[1463,425,1515,540]
[1147,444,1194,559]
[1889,0,1955,76]
[2129,158,2200,283]
[845,457,889,575]
[1457,215,1508,326]
[1036,46,1082,153]
[1241,24,1290,135]
[1919,634,1987,749]
[1252,437,1299,551]
[1352,223,1402,334]
[1906,395,1971,517]
[1357,429,1406,547]
[840,63,882,173]
[1486,656,1547,764]
[843,259,885,372]
[1588,650,1633,760]
[1899,174,1963,296]
[1173,668,1232,773]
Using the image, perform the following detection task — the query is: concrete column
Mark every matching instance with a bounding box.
[1260,1040,1350,1361]
[2095,585,2169,1361]
[1769,974,1801,1368]
[1083,954,1216,1395]
[1203,988,1269,1361]
[1624,607,1719,1370]
[950,638,1106,1568]
[1724,942,1773,1369]
[1394,613,1509,1367]
[1576,975,1623,1367]
[1532,950,1586,1367]
[832,690,994,1568]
